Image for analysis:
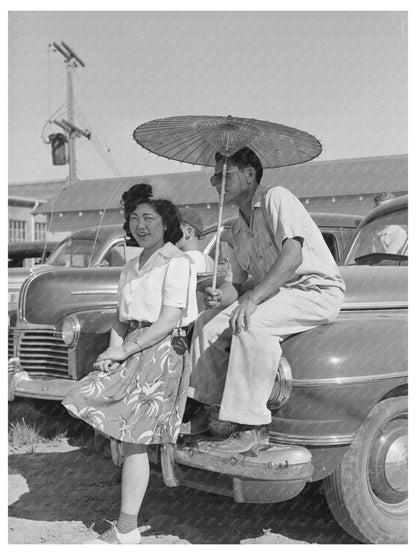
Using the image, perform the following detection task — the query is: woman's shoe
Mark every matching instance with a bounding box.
[86,521,142,544]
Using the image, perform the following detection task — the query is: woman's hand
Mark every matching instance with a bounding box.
[229,291,259,335]
[93,346,128,372]
[97,346,129,362]
[93,359,120,373]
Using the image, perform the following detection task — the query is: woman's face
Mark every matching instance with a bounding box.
[129,203,165,252]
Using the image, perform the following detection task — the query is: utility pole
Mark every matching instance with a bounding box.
[52,42,88,186]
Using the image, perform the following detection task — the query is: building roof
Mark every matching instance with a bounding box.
[261,153,407,197]
[8,180,67,202]
[27,154,407,215]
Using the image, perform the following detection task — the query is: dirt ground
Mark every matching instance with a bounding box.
[8,399,357,545]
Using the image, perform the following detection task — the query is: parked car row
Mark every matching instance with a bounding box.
[7,211,360,312]
[8,197,407,544]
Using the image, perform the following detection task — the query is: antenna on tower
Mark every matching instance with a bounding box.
[61,41,86,67]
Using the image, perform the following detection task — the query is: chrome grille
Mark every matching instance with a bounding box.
[8,329,15,359]
[17,329,69,377]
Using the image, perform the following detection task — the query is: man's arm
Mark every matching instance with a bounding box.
[251,237,302,304]
[230,238,302,334]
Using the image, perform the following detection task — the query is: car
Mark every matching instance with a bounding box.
[9,209,380,537]
[8,212,360,313]
[8,241,59,268]
[7,222,224,312]
[8,241,59,310]
[168,196,406,544]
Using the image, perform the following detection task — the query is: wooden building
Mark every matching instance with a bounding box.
[9,154,407,242]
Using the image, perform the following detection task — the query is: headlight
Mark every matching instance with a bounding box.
[61,315,81,347]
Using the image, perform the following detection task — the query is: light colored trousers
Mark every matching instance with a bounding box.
[189,286,344,425]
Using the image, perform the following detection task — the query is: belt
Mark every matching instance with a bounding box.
[129,320,152,330]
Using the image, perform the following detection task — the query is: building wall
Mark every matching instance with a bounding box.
[8,204,48,242]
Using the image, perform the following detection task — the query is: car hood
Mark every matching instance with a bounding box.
[19,267,121,325]
[340,266,407,309]
[18,265,407,326]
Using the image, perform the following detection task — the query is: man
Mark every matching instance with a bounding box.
[373,192,395,207]
[176,207,215,273]
[188,147,345,453]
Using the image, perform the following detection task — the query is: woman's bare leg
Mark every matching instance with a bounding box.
[120,442,149,516]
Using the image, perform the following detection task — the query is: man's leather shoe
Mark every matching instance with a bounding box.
[180,407,209,435]
[201,425,269,454]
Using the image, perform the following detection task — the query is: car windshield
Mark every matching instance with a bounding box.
[343,208,408,266]
[47,238,101,267]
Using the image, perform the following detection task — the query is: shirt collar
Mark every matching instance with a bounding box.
[137,242,186,271]
[252,185,268,208]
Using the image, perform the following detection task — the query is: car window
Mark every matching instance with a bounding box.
[47,238,101,267]
[199,229,216,252]
[206,227,232,264]
[344,208,408,266]
[322,232,338,262]
[101,242,126,267]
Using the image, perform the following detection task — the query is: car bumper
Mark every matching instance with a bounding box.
[159,436,314,503]
[8,357,76,401]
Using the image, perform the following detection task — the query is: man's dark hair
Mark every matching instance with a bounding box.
[215,146,263,184]
[121,183,183,245]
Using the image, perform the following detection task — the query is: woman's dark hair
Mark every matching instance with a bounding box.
[215,146,263,184]
[121,183,183,245]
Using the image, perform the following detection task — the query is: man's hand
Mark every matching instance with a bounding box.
[229,291,259,335]
[204,287,224,309]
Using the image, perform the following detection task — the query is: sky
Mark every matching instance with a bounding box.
[8,9,408,184]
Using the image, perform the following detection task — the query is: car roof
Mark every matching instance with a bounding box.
[202,212,362,232]
[58,224,125,243]
[309,212,362,227]
[8,241,59,257]
[360,194,408,226]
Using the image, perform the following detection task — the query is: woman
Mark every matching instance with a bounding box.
[62,183,197,544]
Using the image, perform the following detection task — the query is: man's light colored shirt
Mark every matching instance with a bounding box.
[184,250,215,274]
[225,185,345,292]
[118,242,198,326]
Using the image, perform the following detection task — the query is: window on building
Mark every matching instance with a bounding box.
[34,222,47,241]
[9,220,27,243]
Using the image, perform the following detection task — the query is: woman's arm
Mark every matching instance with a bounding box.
[108,310,129,348]
[93,310,129,372]
[96,305,183,363]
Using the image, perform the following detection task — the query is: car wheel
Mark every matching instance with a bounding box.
[323,396,407,544]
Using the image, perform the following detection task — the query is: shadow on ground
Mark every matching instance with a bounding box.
[9,399,357,544]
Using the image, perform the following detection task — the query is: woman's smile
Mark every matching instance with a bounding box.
[129,203,165,253]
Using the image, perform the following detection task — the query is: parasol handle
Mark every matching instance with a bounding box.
[212,158,227,290]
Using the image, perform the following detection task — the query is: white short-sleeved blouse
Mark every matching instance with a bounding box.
[118,242,197,326]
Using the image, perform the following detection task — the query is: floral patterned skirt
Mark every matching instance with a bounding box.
[62,327,189,445]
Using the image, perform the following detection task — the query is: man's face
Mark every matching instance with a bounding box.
[210,160,252,204]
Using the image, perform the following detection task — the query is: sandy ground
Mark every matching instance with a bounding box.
[8,399,357,545]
